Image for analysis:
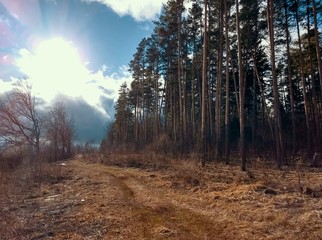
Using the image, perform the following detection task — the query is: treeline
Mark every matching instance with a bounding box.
[101,0,322,170]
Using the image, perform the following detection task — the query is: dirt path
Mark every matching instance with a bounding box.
[2,158,322,239]
[58,160,224,239]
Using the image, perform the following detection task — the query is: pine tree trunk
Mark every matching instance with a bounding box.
[154,64,159,141]
[284,0,296,160]
[306,3,320,158]
[268,0,284,167]
[177,0,184,149]
[224,0,230,164]
[201,0,208,166]
[295,3,311,155]
[254,58,275,144]
[135,90,139,144]
[236,0,246,171]
[191,52,196,140]
[215,0,224,159]
[252,67,256,151]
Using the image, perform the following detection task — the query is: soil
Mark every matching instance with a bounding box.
[1,157,322,239]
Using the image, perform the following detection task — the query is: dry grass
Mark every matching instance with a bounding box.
[0,154,70,239]
[2,151,322,239]
[0,159,30,239]
[100,150,173,169]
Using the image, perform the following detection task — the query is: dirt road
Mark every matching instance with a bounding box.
[2,158,322,239]
[31,160,223,239]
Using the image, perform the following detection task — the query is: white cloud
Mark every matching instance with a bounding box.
[0,63,132,144]
[1,40,133,120]
[85,0,167,21]
[85,65,132,116]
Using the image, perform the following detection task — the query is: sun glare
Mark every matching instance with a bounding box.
[35,38,80,72]
[17,38,90,102]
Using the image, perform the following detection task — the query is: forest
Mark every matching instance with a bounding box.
[101,0,322,171]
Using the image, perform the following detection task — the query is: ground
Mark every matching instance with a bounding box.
[1,155,322,239]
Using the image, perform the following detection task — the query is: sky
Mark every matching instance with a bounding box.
[0,0,167,144]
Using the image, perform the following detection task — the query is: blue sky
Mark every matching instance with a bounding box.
[0,0,167,143]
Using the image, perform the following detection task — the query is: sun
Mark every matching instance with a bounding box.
[34,38,81,73]
[17,37,90,102]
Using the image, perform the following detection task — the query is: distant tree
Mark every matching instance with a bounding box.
[112,82,133,145]
[0,82,41,152]
[45,102,74,161]
[99,120,114,154]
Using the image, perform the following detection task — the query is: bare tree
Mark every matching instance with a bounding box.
[0,82,41,152]
[45,102,74,161]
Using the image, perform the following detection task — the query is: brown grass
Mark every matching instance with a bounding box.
[100,151,322,237]
[2,151,322,239]
[0,154,70,239]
